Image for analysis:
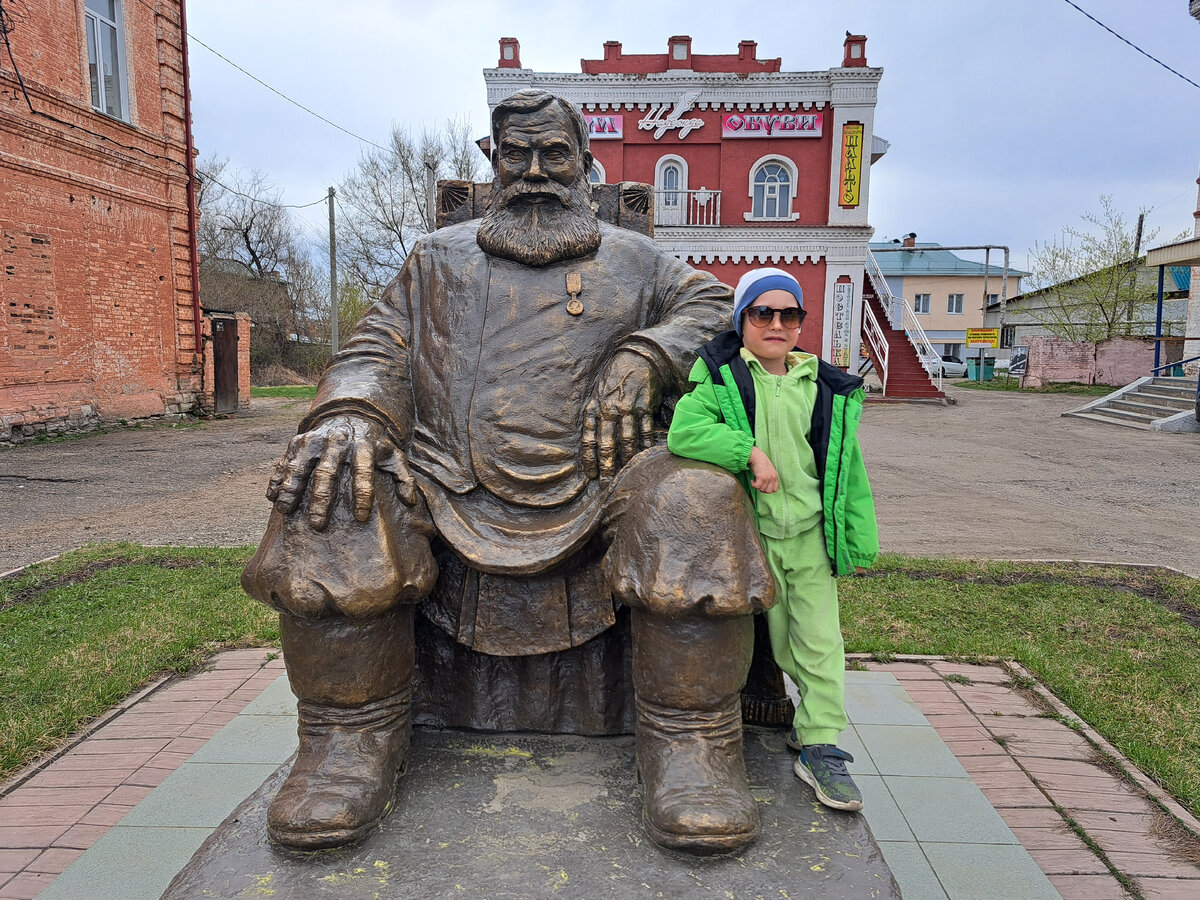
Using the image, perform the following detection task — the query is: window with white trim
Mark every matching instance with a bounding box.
[589,159,606,184]
[745,156,798,221]
[947,293,964,314]
[85,0,128,121]
[654,155,688,226]
[913,293,930,314]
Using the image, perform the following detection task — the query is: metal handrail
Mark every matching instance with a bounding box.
[1151,353,1200,374]
[861,294,889,395]
[653,189,722,226]
[865,251,903,327]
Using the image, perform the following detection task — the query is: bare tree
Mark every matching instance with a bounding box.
[336,118,484,303]
[196,156,327,377]
[1025,195,1183,342]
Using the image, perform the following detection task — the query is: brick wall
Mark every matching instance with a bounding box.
[1022,336,1153,388]
[1094,337,1155,385]
[0,1,202,443]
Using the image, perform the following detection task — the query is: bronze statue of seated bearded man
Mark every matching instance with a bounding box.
[242,89,776,855]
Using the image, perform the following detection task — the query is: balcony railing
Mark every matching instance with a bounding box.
[653,189,722,227]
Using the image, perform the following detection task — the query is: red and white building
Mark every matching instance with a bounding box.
[484,35,886,367]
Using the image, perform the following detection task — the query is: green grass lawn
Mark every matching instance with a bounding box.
[0,544,276,779]
[953,377,1118,396]
[3,545,1198,822]
[842,554,1200,818]
[250,385,317,400]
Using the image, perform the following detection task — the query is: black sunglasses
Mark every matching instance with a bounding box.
[743,306,805,328]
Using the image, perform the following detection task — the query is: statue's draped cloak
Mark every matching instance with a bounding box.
[298,220,733,655]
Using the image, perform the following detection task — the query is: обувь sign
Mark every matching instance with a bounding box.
[722,113,822,138]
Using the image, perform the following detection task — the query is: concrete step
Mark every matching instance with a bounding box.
[1064,410,1151,431]
[1135,388,1195,408]
[1151,376,1198,389]
[1109,397,1188,417]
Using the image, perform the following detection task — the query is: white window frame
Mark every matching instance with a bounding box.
[589,159,606,185]
[654,154,688,226]
[913,293,931,314]
[744,155,800,222]
[85,0,129,122]
[947,293,964,315]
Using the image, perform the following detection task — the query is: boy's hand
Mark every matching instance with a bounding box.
[748,447,779,493]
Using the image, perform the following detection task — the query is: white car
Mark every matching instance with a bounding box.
[921,354,968,378]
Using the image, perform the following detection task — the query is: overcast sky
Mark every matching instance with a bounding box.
[185,0,1200,270]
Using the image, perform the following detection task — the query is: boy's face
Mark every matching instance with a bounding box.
[742,289,802,368]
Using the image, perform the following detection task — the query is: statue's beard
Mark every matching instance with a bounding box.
[476,178,601,267]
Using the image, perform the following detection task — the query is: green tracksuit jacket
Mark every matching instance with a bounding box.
[667,330,879,576]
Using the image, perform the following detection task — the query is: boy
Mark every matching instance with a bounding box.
[667,267,879,811]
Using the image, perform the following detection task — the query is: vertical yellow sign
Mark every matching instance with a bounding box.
[839,123,864,208]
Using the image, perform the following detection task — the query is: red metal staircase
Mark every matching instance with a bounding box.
[861,285,945,401]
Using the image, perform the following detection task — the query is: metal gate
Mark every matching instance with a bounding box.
[212,318,238,414]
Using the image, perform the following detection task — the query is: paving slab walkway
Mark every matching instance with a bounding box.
[3,651,1200,899]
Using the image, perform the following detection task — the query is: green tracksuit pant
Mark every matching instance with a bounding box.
[761,524,846,746]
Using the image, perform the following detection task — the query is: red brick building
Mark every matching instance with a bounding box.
[484,35,885,366]
[0,0,245,442]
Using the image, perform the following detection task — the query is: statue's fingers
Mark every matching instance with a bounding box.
[271,451,320,515]
[383,449,419,507]
[306,449,345,531]
[618,414,637,467]
[581,402,600,479]
[598,415,617,477]
[637,411,655,449]
[267,434,305,501]
[350,441,375,522]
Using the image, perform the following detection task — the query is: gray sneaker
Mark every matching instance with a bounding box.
[794,744,864,811]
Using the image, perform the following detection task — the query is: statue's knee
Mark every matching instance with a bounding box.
[243,509,438,621]
[604,457,771,618]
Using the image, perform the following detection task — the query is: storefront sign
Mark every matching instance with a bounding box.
[831,280,854,368]
[721,113,822,138]
[584,114,623,139]
[637,92,704,139]
[839,123,863,208]
[966,328,1000,348]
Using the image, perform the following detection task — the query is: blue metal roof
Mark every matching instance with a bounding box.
[1169,266,1192,292]
[869,243,1030,278]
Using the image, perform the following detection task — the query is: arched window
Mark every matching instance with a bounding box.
[746,156,799,221]
[655,155,689,226]
[589,159,606,184]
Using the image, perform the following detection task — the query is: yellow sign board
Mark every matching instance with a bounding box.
[965,328,1000,348]
[838,123,863,208]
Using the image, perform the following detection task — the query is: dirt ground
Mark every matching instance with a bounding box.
[1,386,1198,576]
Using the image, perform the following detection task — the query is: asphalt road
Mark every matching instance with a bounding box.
[1,386,1197,576]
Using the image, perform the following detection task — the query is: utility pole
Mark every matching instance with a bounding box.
[1128,212,1145,327]
[328,187,338,353]
[425,161,437,232]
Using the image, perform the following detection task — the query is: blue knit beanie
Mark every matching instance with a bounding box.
[732,267,803,337]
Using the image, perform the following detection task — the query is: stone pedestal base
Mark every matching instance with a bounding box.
[165,727,897,898]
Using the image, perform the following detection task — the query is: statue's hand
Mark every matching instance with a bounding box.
[583,350,661,478]
[266,414,418,531]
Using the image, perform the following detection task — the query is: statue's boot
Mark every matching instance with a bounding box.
[267,606,413,849]
[632,609,758,854]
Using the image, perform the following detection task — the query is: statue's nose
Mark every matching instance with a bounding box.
[524,153,547,180]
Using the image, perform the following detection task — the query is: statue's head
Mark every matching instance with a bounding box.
[477,90,601,267]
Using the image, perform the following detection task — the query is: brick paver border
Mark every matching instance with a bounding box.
[3,651,1199,900]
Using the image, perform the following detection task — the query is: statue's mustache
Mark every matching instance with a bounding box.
[501,180,573,208]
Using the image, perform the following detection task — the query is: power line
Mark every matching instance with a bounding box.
[186,32,389,153]
[1060,0,1200,91]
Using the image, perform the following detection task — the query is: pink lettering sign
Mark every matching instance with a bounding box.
[585,115,624,140]
[721,113,823,139]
